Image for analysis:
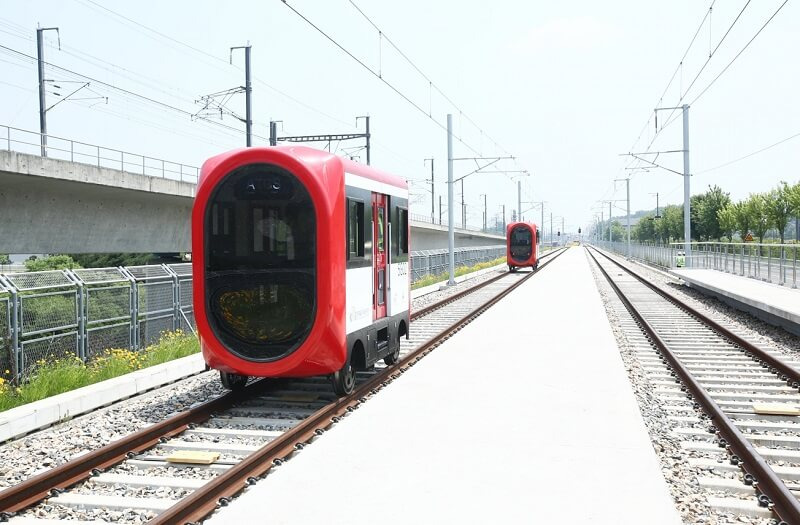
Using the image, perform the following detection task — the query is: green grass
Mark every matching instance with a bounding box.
[412,256,507,289]
[0,331,199,412]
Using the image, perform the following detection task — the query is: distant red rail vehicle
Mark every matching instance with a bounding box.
[193,146,410,395]
[506,222,538,271]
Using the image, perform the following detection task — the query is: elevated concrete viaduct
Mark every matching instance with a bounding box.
[0,151,504,254]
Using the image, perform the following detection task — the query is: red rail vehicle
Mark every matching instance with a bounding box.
[506,222,539,271]
[193,146,410,395]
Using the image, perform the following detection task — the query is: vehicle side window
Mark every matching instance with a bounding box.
[399,208,408,254]
[347,199,365,259]
[377,207,385,252]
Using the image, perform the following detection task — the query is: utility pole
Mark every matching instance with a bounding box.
[517,180,522,224]
[425,158,435,223]
[682,104,691,266]
[230,45,252,147]
[550,212,553,246]
[461,180,465,229]
[502,204,506,231]
[541,204,544,251]
[600,210,604,243]
[562,217,565,244]
[37,26,59,157]
[616,178,631,257]
[482,194,487,232]
[608,201,612,242]
[269,120,279,146]
[356,116,371,165]
[439,195,443,225]
[649,105,691,263]
[650,192,660,218]
[447,113,455,285]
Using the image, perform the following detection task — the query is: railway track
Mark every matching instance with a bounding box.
[587,246,800,524]
[0,247,566,524]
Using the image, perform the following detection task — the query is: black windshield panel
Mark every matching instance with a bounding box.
[205,164,316,361]
[510,226,533,261]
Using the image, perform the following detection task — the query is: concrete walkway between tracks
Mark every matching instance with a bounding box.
[673,267,800,337]
[207,247,682,524]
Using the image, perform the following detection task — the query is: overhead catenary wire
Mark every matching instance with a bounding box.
[0,43,269,141]
[626,1,715,155]
[687,0,790,106]
[626,0,789,179]
[66,0,424,170]
[72,0,361,132]
[281,0,507,160]
[346,0,510,157]
[696,128,800,175]
[642,0,752,151]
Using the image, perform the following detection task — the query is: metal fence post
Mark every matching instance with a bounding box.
[9,287,20,385]
[163,264,181,332]
[0,275,19,385]
[119,267,139,350]
[767,246,772,283]
[740,244,744,276]
[64,269,87,361]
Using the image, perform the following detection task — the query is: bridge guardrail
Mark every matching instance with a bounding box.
[410,212,504,235]
[2,124,199,183]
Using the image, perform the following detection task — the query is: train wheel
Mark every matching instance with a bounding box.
[220,371,248,391]
[384,334,401,366]
[331,358,356,396]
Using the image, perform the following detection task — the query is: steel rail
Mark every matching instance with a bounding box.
[0,386,263,512]
[412,247,564,320]
[151,247,569,525]
[590,247,800,386]
[587,247,800,523]
[0,248,566,519]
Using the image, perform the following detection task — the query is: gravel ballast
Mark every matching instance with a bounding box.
[586,248,783,525]
[0,263,509,492]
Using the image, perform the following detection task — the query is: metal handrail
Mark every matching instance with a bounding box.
[2,123,199,183]
[669,241,800,248]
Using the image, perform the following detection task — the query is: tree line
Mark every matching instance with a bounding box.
[603,181,800,245]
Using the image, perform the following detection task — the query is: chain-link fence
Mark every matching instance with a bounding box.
[0,264,195,383]
[0,280,13,381]
[74,267,133,360]
[0,247,517,383]
[411,246,506,282]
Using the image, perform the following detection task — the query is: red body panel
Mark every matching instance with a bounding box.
[506,222,539,268]
[192,146,407,379]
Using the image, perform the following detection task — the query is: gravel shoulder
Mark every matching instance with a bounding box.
[600,249,800,361]
[0,265,509,490]
[587,248,785,525]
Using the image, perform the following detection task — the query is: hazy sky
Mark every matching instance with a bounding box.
[1,1,797,234]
